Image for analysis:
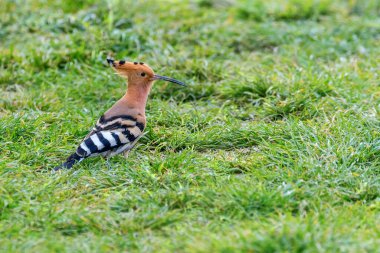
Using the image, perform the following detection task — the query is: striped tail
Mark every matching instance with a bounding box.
[54,153,83,171]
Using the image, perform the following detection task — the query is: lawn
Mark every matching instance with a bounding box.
[1,0,380,252]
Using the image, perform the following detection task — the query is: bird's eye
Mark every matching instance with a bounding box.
[141,72,146,77]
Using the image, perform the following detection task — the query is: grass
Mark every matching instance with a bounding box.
[1,0,380,252]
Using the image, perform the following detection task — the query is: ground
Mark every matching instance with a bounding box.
[0,0,380,252]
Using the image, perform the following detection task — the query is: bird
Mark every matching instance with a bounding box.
[54,58,186,171]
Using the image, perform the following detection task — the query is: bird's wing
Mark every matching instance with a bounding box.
[76,115,145,158]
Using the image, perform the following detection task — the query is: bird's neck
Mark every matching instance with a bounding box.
[122,82,152,112]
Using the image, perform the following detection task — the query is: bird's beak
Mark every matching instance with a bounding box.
[153,74,186,86]
[107,58,115,67]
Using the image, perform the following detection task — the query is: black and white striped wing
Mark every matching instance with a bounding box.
[75,115,145,158]
[77,130,126,157]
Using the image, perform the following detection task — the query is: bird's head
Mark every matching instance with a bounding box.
[107,58,186,87]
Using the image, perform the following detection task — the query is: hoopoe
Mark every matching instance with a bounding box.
[54,58,186,170]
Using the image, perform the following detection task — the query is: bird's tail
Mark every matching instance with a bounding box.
[54,153,83,171]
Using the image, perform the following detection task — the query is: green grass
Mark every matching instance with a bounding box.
[1,0,380,252]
